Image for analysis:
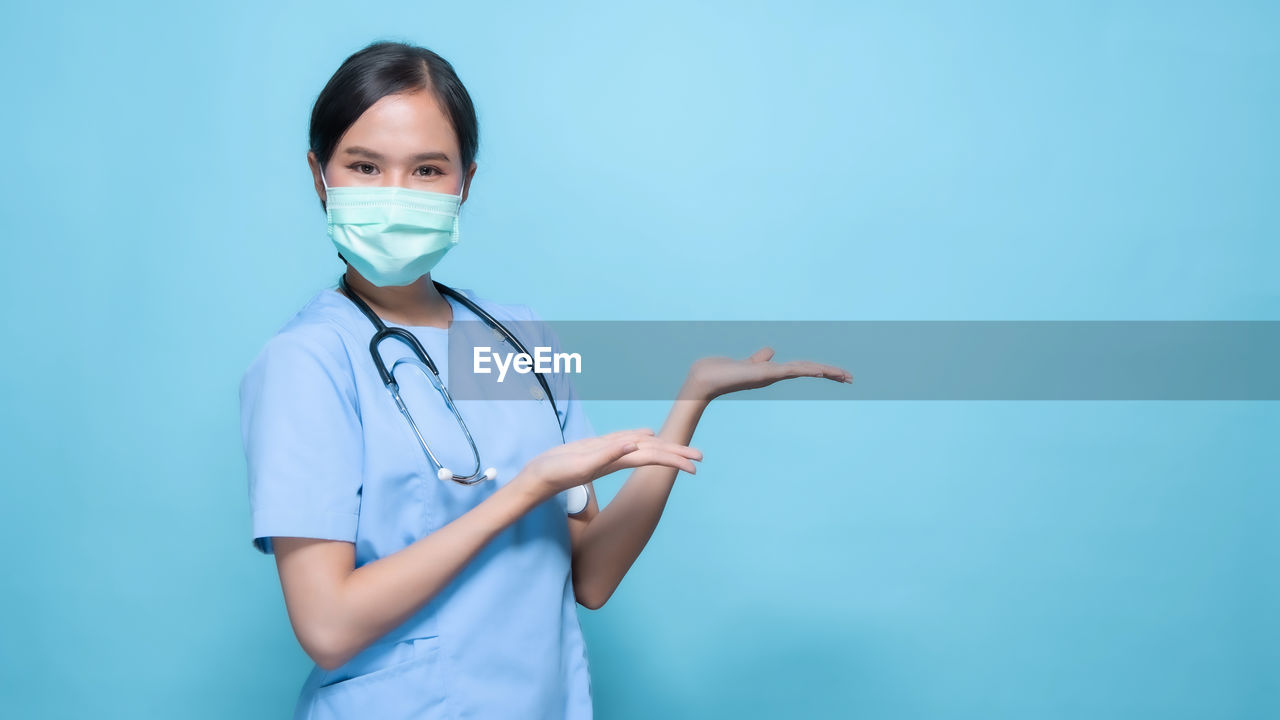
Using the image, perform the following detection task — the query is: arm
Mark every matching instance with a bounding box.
[568,347,852,610]
[273,478,543,671]
[567,393,706,610]
[273,428,700,671]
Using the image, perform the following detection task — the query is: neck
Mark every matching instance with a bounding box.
[339,267,452,328]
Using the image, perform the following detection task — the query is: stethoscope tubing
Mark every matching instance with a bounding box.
[339,275,564,484]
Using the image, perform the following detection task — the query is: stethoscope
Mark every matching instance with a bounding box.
[339,274,563,486]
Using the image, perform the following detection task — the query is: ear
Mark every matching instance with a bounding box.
[307,151,327,206]
[461,161,477,205]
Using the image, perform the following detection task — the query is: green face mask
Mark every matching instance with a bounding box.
[320,166,465,287]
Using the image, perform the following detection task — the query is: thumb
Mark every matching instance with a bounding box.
[747,346,775,363]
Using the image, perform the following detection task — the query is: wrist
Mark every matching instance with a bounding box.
[506,470,553,507]
[677,374,716,404]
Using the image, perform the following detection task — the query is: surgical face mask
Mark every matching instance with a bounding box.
[320,166,465,287]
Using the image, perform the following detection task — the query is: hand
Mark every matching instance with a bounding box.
[681,346,852,401]
[515,428,703,500]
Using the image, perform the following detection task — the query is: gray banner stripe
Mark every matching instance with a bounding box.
[440,321,1280,400]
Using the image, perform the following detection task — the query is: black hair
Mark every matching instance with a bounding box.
[309,40,479,266]
[310,40,478,191]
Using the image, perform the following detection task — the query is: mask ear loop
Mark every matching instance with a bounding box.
[453,174,466,240]
[320,165,346,266]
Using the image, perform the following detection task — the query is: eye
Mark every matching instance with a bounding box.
[416,166,443,177]
[349,162,377,175]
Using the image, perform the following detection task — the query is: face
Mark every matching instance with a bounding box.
[309,89,475,203]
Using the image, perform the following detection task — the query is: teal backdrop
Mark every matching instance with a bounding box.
[2,1,1276,718]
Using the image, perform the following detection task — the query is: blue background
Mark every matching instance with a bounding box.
[2,1,1276,717]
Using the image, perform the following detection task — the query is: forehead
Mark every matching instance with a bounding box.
[339,90,457,156]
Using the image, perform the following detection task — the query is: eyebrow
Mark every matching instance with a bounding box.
[343,145,451,163]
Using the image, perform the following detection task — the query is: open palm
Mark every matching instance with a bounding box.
[684,347,852,400]
[521,428,702,496]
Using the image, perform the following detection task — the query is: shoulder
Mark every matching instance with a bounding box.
[240,288,362,390]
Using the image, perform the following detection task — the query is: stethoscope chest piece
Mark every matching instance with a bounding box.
[564,485,589,514]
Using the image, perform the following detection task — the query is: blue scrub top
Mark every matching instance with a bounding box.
[239,286,595,720]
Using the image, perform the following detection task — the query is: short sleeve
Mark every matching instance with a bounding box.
[239,329,364,555]
[523,306,595,445]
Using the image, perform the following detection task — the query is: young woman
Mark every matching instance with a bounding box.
[239,41,851,720]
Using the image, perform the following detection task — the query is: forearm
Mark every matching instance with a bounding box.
[320,477,543,667]
[571,393,709,608]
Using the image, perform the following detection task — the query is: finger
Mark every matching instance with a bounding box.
[635,439,703,461]
[777,360,850,382]
[747,346,775,363]
[601,428,655,440]
[584,429,653,449]
[754,360,809,381]
[591,439,641,471]
[614,431,660,449]
[612,449,698,475]
[809,363,853,383]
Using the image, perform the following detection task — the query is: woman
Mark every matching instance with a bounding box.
[239,41,851,720]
